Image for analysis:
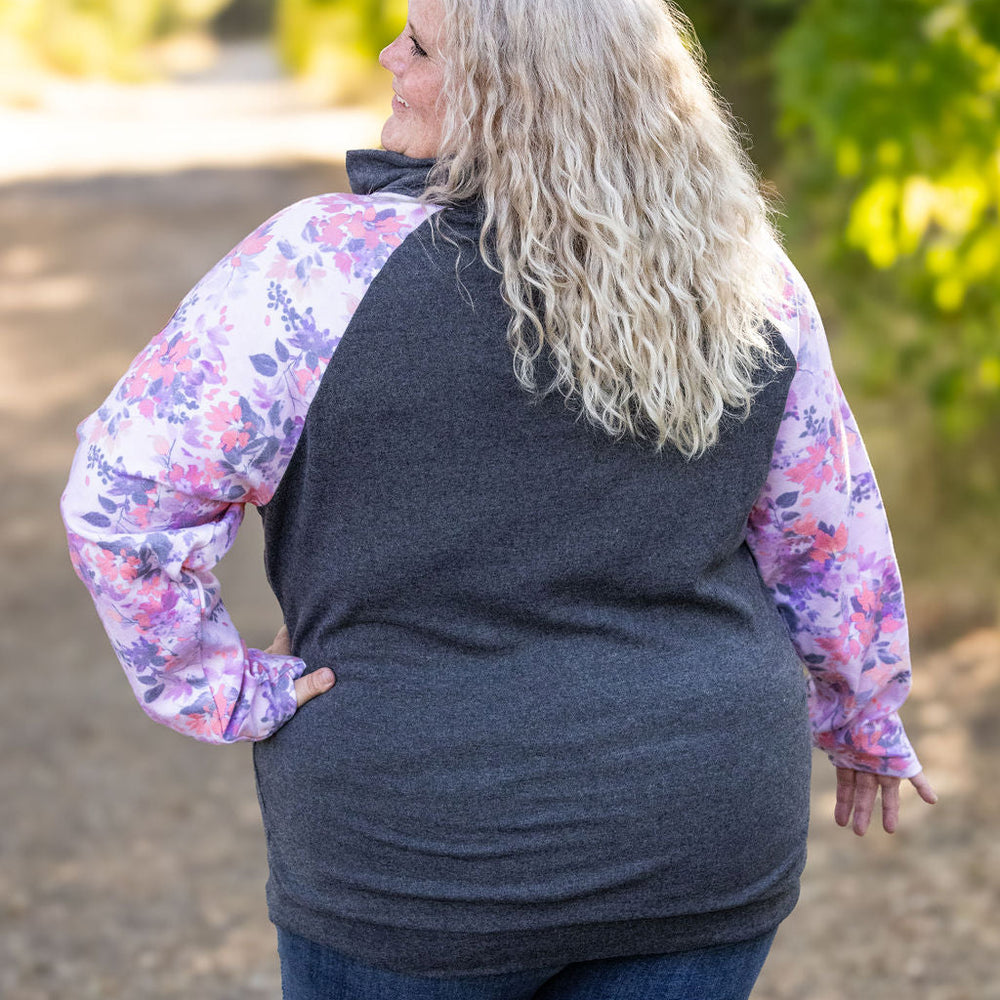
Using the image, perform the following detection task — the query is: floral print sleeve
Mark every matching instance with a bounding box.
[61,193,437,743]
[747,253,921,778]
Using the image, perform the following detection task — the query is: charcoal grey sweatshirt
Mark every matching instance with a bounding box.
[251,149,812,976]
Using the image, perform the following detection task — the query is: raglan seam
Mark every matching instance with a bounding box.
[263,209,443,516]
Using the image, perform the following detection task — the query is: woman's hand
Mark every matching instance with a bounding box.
[834,767,938,835]
[265,625,336,709]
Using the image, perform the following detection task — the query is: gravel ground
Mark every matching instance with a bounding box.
[1,58,997,998]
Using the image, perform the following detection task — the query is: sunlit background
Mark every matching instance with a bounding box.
[1,1,998,998]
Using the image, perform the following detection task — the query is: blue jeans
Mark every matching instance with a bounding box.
[277,926,777,1000]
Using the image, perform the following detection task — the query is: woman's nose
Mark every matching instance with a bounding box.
[379,35,402,73]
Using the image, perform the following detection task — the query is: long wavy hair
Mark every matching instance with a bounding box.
[424,0,784,457]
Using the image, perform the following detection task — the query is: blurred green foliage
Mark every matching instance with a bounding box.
[684,0,999,620]
[275,0,404,100]
[770,0,999,612]
[774,0,1000,449]
[0,0,231,76]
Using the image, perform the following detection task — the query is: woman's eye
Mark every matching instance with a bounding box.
[409,35,428,57]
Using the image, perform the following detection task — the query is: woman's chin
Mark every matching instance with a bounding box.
[381,128,409,158]
[379,122,439,161]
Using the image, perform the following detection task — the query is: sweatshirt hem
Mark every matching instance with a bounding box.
[266,884,801,977]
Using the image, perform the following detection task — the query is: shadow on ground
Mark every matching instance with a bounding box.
[1,165,996,1000]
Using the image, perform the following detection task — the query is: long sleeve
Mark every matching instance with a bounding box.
[61,192,436,743]
[747,255,921,777]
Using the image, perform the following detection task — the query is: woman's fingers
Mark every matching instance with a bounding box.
[834,767,856,828]
[265,624,291,656]
[909,770,939,805]
[264,625,337,708]
[294,668,336,708]
[265,623,335,708]
[835,767,937,835]
[850,770,879,836]
[879,775,901,834]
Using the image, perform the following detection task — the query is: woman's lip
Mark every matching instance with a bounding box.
[392,94,409,110]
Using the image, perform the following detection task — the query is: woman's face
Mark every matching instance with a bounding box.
[379,0,447,160]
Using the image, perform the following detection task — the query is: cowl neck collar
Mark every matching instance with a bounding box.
[346,148,437,198]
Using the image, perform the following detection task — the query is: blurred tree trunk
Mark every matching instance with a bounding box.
[213,0,273,38]
[680,0,801,175]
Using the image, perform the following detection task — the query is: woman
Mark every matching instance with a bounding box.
[62,0,937,997]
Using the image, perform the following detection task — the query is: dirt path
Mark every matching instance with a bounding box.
[0,41,386,184]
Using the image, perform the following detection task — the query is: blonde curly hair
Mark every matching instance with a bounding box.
[424,0,784,457]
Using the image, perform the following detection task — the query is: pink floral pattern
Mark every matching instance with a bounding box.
[749,256,920,777]
[61,193,437,742]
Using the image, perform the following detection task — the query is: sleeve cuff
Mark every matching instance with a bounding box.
[813,713,923,778]
[226,652,303,742]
